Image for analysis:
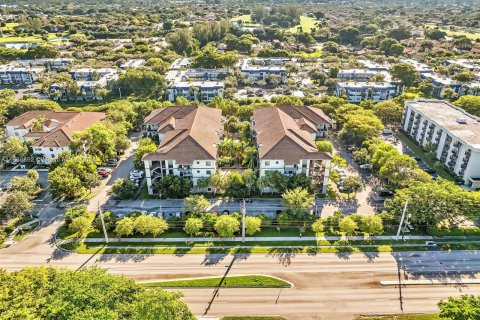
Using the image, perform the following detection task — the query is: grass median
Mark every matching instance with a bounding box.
[142,275,291,288]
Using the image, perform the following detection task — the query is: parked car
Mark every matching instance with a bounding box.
[130,170,144,179]
[424,168,436,174]
[378,190,394,197]
[106,158,118,166]
[359,164,373,170]
[97,168,111,178]
[255,90,264,97]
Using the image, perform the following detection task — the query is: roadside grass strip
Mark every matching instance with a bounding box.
[221,317,285,320]
[141,275,291,288]
[357,314,441,320]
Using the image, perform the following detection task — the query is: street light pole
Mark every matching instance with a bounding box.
[395,200,409,241]
[241,199,246,243]
[98,202,109,244]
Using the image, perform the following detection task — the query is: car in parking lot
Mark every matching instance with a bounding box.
[97,168,112,177]
[378,190,394,197]
[255,90,264,97]
[359,164,373,170]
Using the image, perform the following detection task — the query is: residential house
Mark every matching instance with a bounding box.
[252,107,332,194]
[5,110,106,164]
[401,99,480,188]
[142,106,224,195]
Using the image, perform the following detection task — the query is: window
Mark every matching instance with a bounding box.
[206,170,211,175]
[206,161,211,166]
[49,148,54,152]
[265,161,270,166]
[197,170,200,173]
[207,187,212,192]
[51,154,55,158]
[275,161,279,164]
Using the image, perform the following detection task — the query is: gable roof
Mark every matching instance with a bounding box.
[253,107,332,164]
[7,110,106,148]
[143,106,223,164]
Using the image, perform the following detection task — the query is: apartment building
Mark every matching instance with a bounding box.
[0,65,43,84]
[335,81,397,103]
[120,59,146,70]
[337,69,380,81]
[238,58,287,83]
[16,58,74,70]
[357,60,390,72]
[5,110,106,164]
[401,59,434,74]
[50,67,118,101]
[166,81,224,103]
[142,106,224,195]
[252,107,332,194]
[401,99,480,188]
[444,59,480,72]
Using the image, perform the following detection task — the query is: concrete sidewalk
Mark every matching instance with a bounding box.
[380,279,480,286]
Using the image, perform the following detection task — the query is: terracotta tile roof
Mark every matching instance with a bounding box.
[143,106,223,164]
[253,107,332,165]
[7,110,106,148]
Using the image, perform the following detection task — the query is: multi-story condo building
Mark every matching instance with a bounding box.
[252,107,332,194]
[0,65,44,84]
[120,59,146,70]
[421,73,463,98]
[166,81,224,103]
[444,59,480,72]
[168,58,193,71]
[5,110,106,164]
[69,68,118,81]
[401,59,434,74]
[142,106,224,195]
[337,69,380,81]
[16,58,74,70]
[357,60,390,72]
[238,58,287,83]
[335,81,397,103]
[401,99,480,188]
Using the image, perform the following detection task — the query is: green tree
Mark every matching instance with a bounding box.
[0,136,28,163]
[311,218,325,234]
[340,114,384,146]
[184,218,203,236]
[338,26,360,45]
[214,215,240,237]
[48,154,100,199]
[134,215,169,236]
[68,216,91,236]
[0,191,34,220]
[385,179,480,229]
[373,101,403,128]
[115,217,135,237]
[341,176,364,198]
[315,140,333,153]
[389,63,419,89]
[245,216,261,235]
[379,154,430,188]
[184,195,210,215]
[438,295,480,320]
[23,45,60,59]
[111,179,137,200]
[359,215,384,236]
[9,170,40,196]
[167,28,198,55]
[0,266,195,320]
[154,175,192,198]
[117,69,166,99]
[134,138,157,169]
[339,217,358,236]
[281,187,315,216]
[453,95,480,116]
[65,205,90,226]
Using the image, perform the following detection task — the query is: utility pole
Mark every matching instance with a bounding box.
[395,201,409,241]
[241,199,246,243]
[98,202,109,244]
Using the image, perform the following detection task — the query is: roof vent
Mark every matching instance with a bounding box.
[457,118,468,124]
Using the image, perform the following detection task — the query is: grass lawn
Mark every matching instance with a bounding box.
[357,314,441,320]
[58,98,117,110]
[396,131,455,181]
[229,15,262,27]
[0,33,63,44]
[136,182,157,200]
[425,23,480,40]
[142,275,291,288]
[288,16,318,33]
[1,23,19,32]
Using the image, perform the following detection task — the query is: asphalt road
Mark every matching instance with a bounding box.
[1,220,480,320]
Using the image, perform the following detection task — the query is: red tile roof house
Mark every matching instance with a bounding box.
[5,110,106,164]
[252,106,333,194]
[142,106,224,195]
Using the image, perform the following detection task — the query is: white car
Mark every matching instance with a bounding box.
[129,170,144,179]
[359,164,373,170]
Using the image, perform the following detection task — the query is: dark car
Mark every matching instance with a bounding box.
[424,168,436,174]
[378,190,394,197]
[255,90,264,97]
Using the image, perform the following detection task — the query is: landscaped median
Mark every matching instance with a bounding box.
[140,275,292,288]
[56,236,480,255]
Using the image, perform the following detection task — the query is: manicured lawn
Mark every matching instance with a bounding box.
[1,23,19,32]
[229,15,262,27]
[357,314,441,320]
[0,33,63,44]
[396,131,455,181]
[142,275,291,288]
[288,16,318,33]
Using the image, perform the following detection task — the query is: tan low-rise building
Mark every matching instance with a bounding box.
[252,106,333,194]
[6,110,106,164]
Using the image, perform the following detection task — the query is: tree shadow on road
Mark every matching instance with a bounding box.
[363,251,380,262]
[267,247,302,266]
[95,250,153,263]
